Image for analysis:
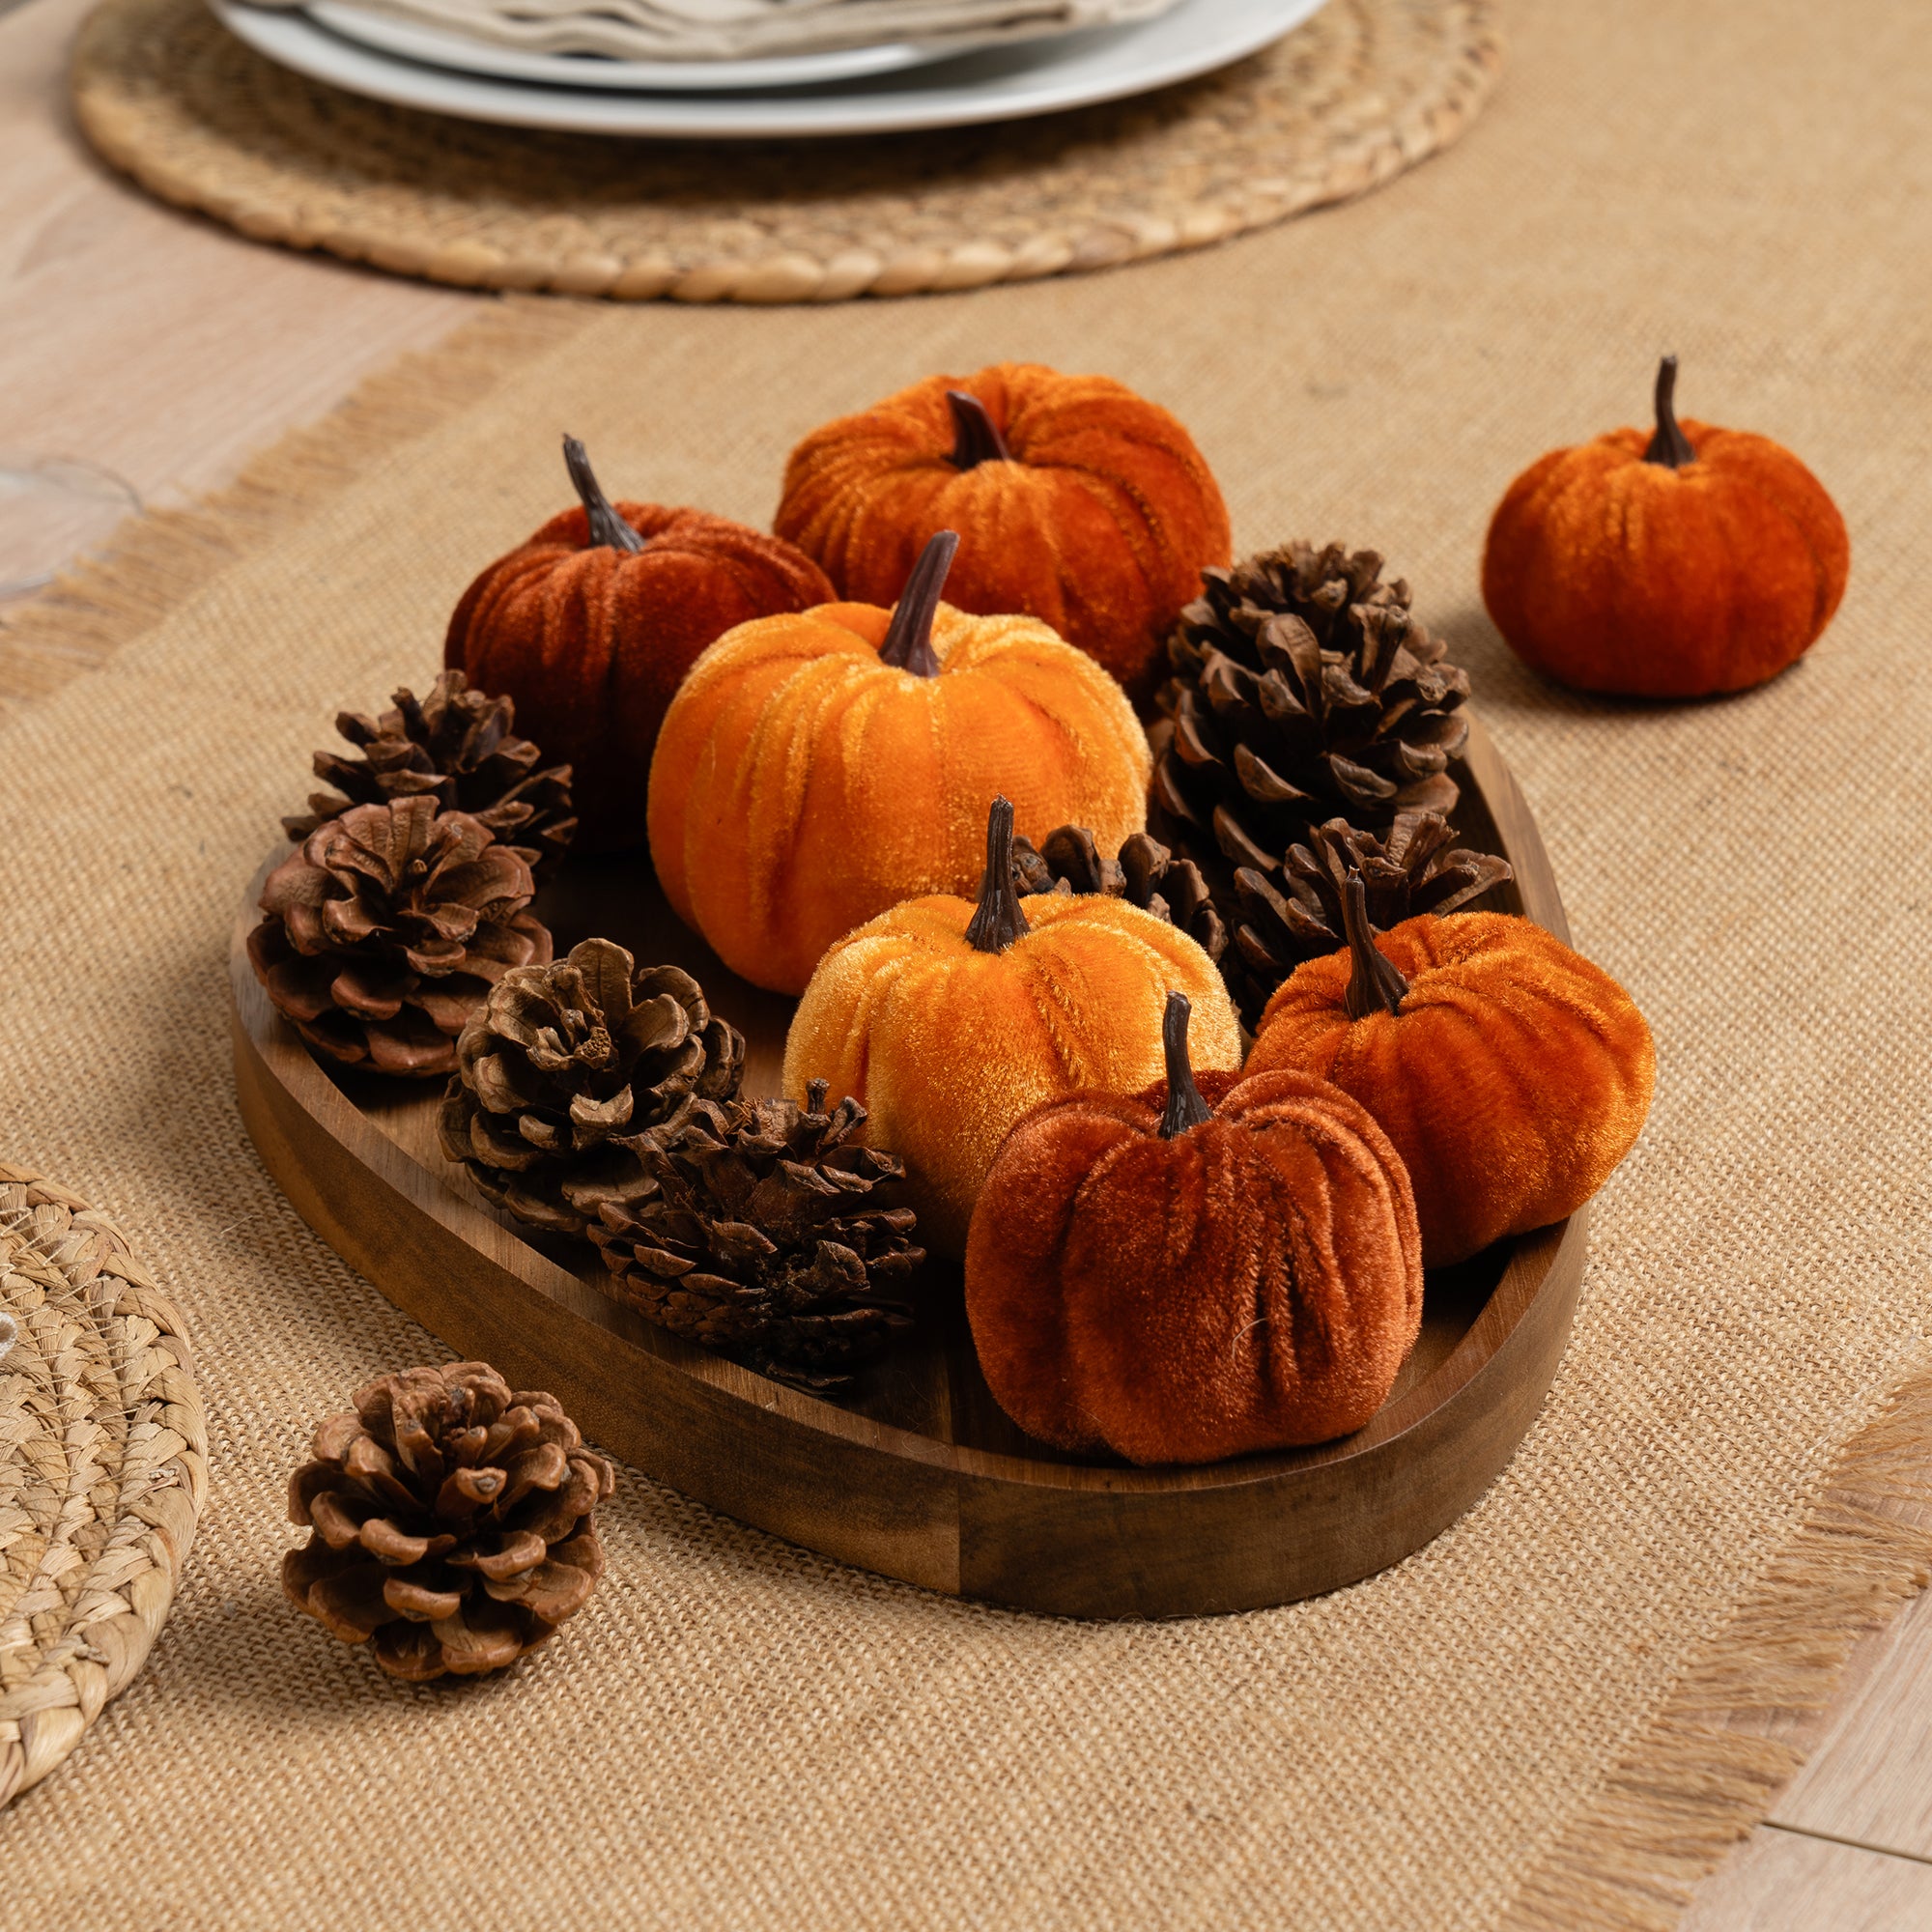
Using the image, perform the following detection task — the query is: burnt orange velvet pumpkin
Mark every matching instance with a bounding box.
[774,362,1232,704]
[1482,356,1850,697]
[649,532,1152,998]
[782,798,1242,1257]
[965,991,1423,1464]
[1247,878,1655,1265]
[445,436,833,850]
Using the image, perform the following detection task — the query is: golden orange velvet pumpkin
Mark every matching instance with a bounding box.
[1247,878,1655,1265]
[445,436,833,851]
[774,362,1232,704]
[965,991,1423,1465]
[782,797,1242,1257]
[649,531,1152,998]
[1482,356,1850,697]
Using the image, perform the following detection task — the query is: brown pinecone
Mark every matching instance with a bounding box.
[248,796,551,1077]
[283,1361,615,1682]
[1011,825,1227,966]
[282,670,576,869]
[1224,810,1514,1020]
[438,937,746,1238]
[1151,541,1472,863]
[588,1082,923,1392]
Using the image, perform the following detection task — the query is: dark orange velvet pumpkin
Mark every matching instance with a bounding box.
[964,991,1422,1465]
[773,363,1232,704]
[1482,356,1850,697]
[1247,879,1655,1265]
[445,436,833,851]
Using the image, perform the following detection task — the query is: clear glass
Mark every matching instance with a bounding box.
[0,453,143,601]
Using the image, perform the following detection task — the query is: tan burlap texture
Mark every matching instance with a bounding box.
[3,0,1930,1922]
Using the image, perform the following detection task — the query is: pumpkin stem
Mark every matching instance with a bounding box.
[946,390,1013,469]
[1340,873,1409,1020]
[562,435,645,554]
[877,529,959,679]
[1643,355,1696,469]
[964,795,1033,954]
[1157,992,1212,1140]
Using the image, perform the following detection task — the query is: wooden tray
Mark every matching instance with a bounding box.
[231,714,1584,1619]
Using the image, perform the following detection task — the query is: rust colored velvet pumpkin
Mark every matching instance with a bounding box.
[649,531,1152,998]
[774,362,1232,704]
[1247,879,1655,1265]
[445,436,833,850]
[782,798,1242,1257]
[965,991,1423,1465]
[1482,356,1850,697]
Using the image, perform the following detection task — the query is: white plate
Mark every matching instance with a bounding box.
[210,0,1324,139]
[306,2,954,92]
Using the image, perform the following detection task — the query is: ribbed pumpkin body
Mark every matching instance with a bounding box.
[965,1066,1423,1464]
[445,501,833,849]
[1248,912,1655,1264]
[1481,422,1849,697]
[775,364,1232,703]
[648,600,1151,997]
[782,895,1240,1256]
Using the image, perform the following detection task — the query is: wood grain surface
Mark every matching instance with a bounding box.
[231,711,1590,1618]
[1682,1828,1932,1932]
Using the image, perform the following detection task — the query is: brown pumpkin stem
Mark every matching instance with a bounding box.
[877,529,959,679]
[1157,992,1212,1140]
[964,796,1033,954]
[1340,873,1409,1020]
[1643,355,1696,469]
[562,435,645,554]
[946,390,1014,469]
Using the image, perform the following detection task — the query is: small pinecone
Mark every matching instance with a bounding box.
[588,1082,923,1392]
[1225,810,1514,1015]
[1011,825,1228,966]
[438,937,746,1238]
[248,796,552,1077]
[283,1361,615,1682]
[1151,541,1472,864]
[282,671,576,869]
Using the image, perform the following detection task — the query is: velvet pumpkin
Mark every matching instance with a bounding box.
[1247,878,1655,1265]
[782,797,1242,1257]
[444,436,834,850]
[965,991,1423,1465]
[773,362,1232,703]
[649,531,1152,998]
[1482,356,1850,697]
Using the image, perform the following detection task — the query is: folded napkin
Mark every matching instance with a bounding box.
[309,0,1181,63]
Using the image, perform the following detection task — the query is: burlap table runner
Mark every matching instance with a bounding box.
[4,0,1930,1922]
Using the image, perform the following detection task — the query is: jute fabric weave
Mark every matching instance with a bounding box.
[2,0,1930,1923]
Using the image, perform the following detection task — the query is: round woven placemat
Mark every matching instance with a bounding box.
[0,1165,207,1807]
[71,0,1501,302]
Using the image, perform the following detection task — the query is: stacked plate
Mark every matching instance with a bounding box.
[211,0,1325,138]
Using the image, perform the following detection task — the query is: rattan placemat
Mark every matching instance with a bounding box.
[0,1165,206,1807]
[70,0,1500,302]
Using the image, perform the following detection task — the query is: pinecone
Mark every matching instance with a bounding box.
[247,796,552,1077]
[282,671,576,869]
[1011,825,1227,966]
[1224,810,1513,1020]
[438,937,746,1238]
[588,1082,923,1392]
[283,1361,615,1682]
[1151,541,1472,862]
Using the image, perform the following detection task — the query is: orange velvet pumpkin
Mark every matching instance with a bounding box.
[445,436,833,851]
[649,532,1152,998]
[782,798,1242,1257]
[1482,356,1850,697]
[774,362,1232,704]
[965,991,1423,1464]
[1247,879,1655,1265]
